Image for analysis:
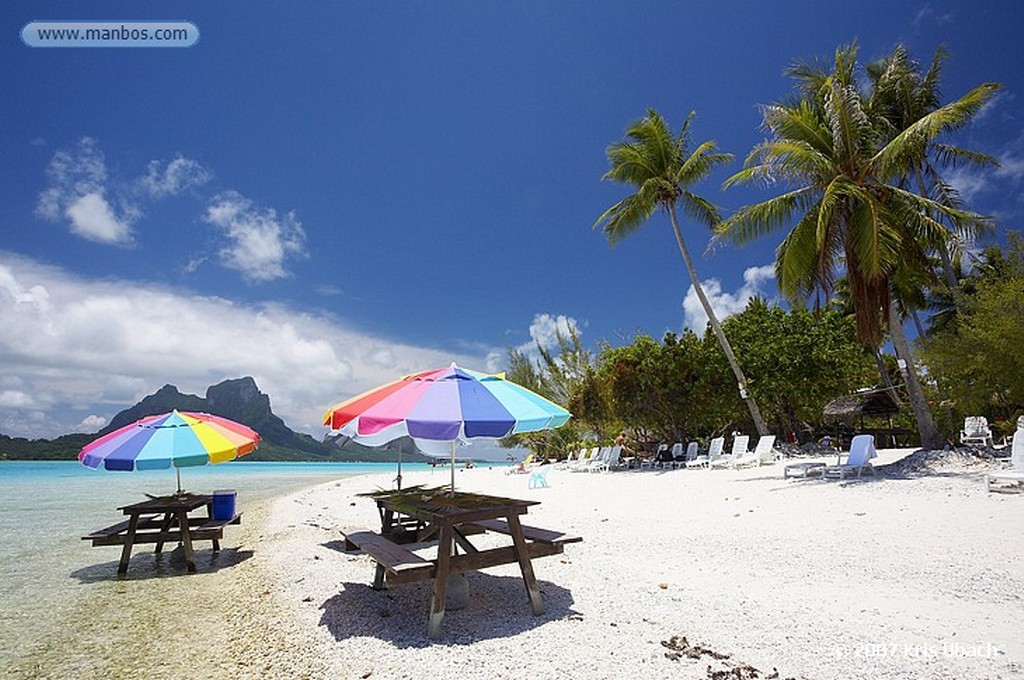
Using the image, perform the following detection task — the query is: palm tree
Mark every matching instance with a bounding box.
[594,108,769,436]
[717,43,999,449]
[867,44,999,314]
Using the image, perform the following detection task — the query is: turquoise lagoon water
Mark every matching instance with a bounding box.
[0,459,441,668]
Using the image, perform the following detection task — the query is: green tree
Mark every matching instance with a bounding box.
[594,108,770,435]
[715,300,877,437]
[718,43,999,449]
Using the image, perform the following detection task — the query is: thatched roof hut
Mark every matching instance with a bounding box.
[822,388,900,423]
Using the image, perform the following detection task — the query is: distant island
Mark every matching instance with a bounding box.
[0,376,434,464]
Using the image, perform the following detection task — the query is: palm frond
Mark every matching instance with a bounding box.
[716,187,818,244]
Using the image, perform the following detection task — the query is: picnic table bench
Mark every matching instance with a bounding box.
[82,493,241,575]
[344,489,582,639]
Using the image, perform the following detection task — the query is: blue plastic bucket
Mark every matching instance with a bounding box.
[211,489,237,521]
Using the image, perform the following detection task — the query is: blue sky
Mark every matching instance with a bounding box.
[3,1,1023,440]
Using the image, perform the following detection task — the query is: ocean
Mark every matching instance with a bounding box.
[0,459,442,671]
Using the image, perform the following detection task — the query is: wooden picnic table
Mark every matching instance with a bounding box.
[344,489,581,639]
[82,493,241,575]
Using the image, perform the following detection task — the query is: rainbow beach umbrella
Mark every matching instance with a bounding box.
[78,410,260,493]
[323,364,571,493]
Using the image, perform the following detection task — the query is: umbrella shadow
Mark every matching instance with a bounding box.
[71,546,254,583]
[320,572,578,646]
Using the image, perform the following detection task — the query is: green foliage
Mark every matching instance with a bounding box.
[717,300,877,433]
[920,244,1024,424]
[569,304,874,443]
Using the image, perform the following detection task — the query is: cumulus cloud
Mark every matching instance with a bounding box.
[508,313,582,368]
[140,156,212,198]
[35,138,136,245]
[205,191,308,282]
[0,253,487,438]
[683,264,776,331]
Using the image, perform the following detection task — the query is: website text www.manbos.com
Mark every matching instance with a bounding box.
[21,21,199,48]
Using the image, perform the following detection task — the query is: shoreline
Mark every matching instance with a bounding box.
[18,452,1024,679]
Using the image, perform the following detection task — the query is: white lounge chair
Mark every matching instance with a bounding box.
[557,449,580,470]
[711,435,750,468]
[570,447,598,472]
[589,445,622,473]
[822,434,877,480]
[677,441,698,468]
[961,416,994,447]
[687,437,724,469]
[733,434,778,468]
[986,417,1024,492]
[667,442,684,468]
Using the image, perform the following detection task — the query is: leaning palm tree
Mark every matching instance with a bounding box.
[594,108,769,436]
[867,44,999,314]
[718,43,999,450]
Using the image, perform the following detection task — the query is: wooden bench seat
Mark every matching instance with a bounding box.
[466,519,583,545]
[343,529,436,587]
[83,513,242,547]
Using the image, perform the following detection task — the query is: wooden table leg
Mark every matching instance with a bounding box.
[177,510,196,573]
[206,502,221,552]
[428,522,453,640]
[117,514,141,576]
[506,514,545,615]
[154,513,175,554]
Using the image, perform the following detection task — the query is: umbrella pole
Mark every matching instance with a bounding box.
[176,467,182,495]
[396,440,403,491]
[450,440,456,495]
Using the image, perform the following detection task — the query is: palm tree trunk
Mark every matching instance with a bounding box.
[887,301,943,449]
[668,208,769,436]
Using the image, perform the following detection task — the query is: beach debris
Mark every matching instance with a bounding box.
[658,583,669,589]
[662,635,800,680]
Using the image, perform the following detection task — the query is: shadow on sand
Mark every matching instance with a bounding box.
[319,570,578,647]
[71,545,253,582]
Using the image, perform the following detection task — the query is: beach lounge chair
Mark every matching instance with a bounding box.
[508,453,535,474]
[687,437,724,469]
[653,444,676,469]
[528,465,551,489]
[569,447,598,472]
[676,442,698,468]
[668,442,684,468]
[557,449,580,470]
[579,447,609,472]
[589,445,622,473]
[961,417,994,447]
[733,435,777,468]
[985,418,1024,492]
[711,435,750,468]
[822,434,877,480]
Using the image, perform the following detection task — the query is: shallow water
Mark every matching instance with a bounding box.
[0,460,437,672]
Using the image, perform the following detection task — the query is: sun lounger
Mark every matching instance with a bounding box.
[588,445,622,473]
[687,437,724,469]
[961,416,994,447]
[569,447,598,472]
[711,435,750,468]
[733,434,777,468]
[822,434,877,480]
[986,419,1024,492]
[676,442,698,468]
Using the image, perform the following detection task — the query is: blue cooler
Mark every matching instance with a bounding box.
[212,489,237,521]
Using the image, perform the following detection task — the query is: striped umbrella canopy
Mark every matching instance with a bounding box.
[79,410,260,493]
[323,364,571,492]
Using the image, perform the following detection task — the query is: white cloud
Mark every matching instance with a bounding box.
[682,264,776,331]
[205,191,308,282]
[78,415,108,431]
[512,313,580,360]
[35,138,137,245]
[140,156,212,198]
[945,166,992,203]
[0,252,488,439]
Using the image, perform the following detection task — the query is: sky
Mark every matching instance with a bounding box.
[3,1,1024,442]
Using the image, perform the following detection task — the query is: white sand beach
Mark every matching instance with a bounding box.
[24,449,1024,680]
